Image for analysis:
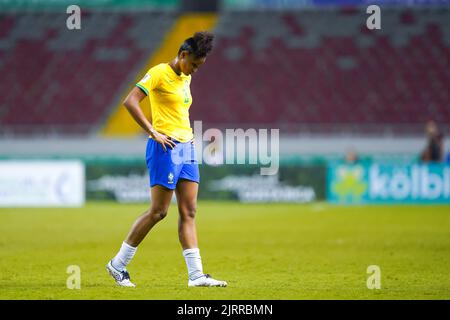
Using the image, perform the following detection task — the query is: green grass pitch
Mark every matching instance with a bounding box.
[1,201,449,300]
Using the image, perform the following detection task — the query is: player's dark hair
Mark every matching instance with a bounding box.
[178,31,214,58]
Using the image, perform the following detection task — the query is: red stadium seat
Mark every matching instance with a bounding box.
[0,8,449,136]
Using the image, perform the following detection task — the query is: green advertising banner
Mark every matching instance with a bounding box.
[86,162,326,203]
[0,0,179,10]
[328,163,450,204]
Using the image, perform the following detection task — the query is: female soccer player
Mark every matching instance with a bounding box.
[106,31,227,288]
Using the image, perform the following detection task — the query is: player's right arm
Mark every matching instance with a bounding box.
[123,86,175,151]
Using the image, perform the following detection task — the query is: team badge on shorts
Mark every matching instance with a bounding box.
[168,172,174,184]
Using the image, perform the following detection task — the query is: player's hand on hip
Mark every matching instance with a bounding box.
[152,131,176,152]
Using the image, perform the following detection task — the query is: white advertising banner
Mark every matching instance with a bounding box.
[0,161,85,207]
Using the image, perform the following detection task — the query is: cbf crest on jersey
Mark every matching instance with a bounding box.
[183,80,190,104]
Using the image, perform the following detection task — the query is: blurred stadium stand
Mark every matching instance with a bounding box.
[0,5,449,136]
[191,7,450,135]
[0,10,176,135]
[0,0,449,159]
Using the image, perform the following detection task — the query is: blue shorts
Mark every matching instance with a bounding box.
[145,138,200,189]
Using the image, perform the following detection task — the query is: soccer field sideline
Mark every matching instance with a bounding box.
[1,201,450,300]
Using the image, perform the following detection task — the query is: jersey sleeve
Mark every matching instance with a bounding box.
[136,65,161,95]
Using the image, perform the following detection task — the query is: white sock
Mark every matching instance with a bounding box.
[183,248,204,280]
[111,241,137,272]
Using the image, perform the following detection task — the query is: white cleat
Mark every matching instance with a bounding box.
[188,274,228,287]
[106,261,136,287]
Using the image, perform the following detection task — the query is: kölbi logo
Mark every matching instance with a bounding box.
[370,165,450,200]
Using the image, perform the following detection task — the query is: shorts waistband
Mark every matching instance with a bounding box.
[149,136,193,144]
[167,137,182,144]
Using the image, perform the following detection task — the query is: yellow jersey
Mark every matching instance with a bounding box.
[136,63,193,142]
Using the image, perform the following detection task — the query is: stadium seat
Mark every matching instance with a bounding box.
[190,7,450,135]
[0,7,449,135]
[0,11,176,135]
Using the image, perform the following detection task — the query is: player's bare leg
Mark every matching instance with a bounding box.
[176,179,227,287]
[176,179,199,250]
[107,185,174,287]
[126,185,174,246]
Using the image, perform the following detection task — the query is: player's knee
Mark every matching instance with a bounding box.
[180,205,196,220]
[149,207,168,221]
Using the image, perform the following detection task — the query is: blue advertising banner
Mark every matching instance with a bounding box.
[313,0,450,5]
[222,0,450,9]
[327,163,450,204]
